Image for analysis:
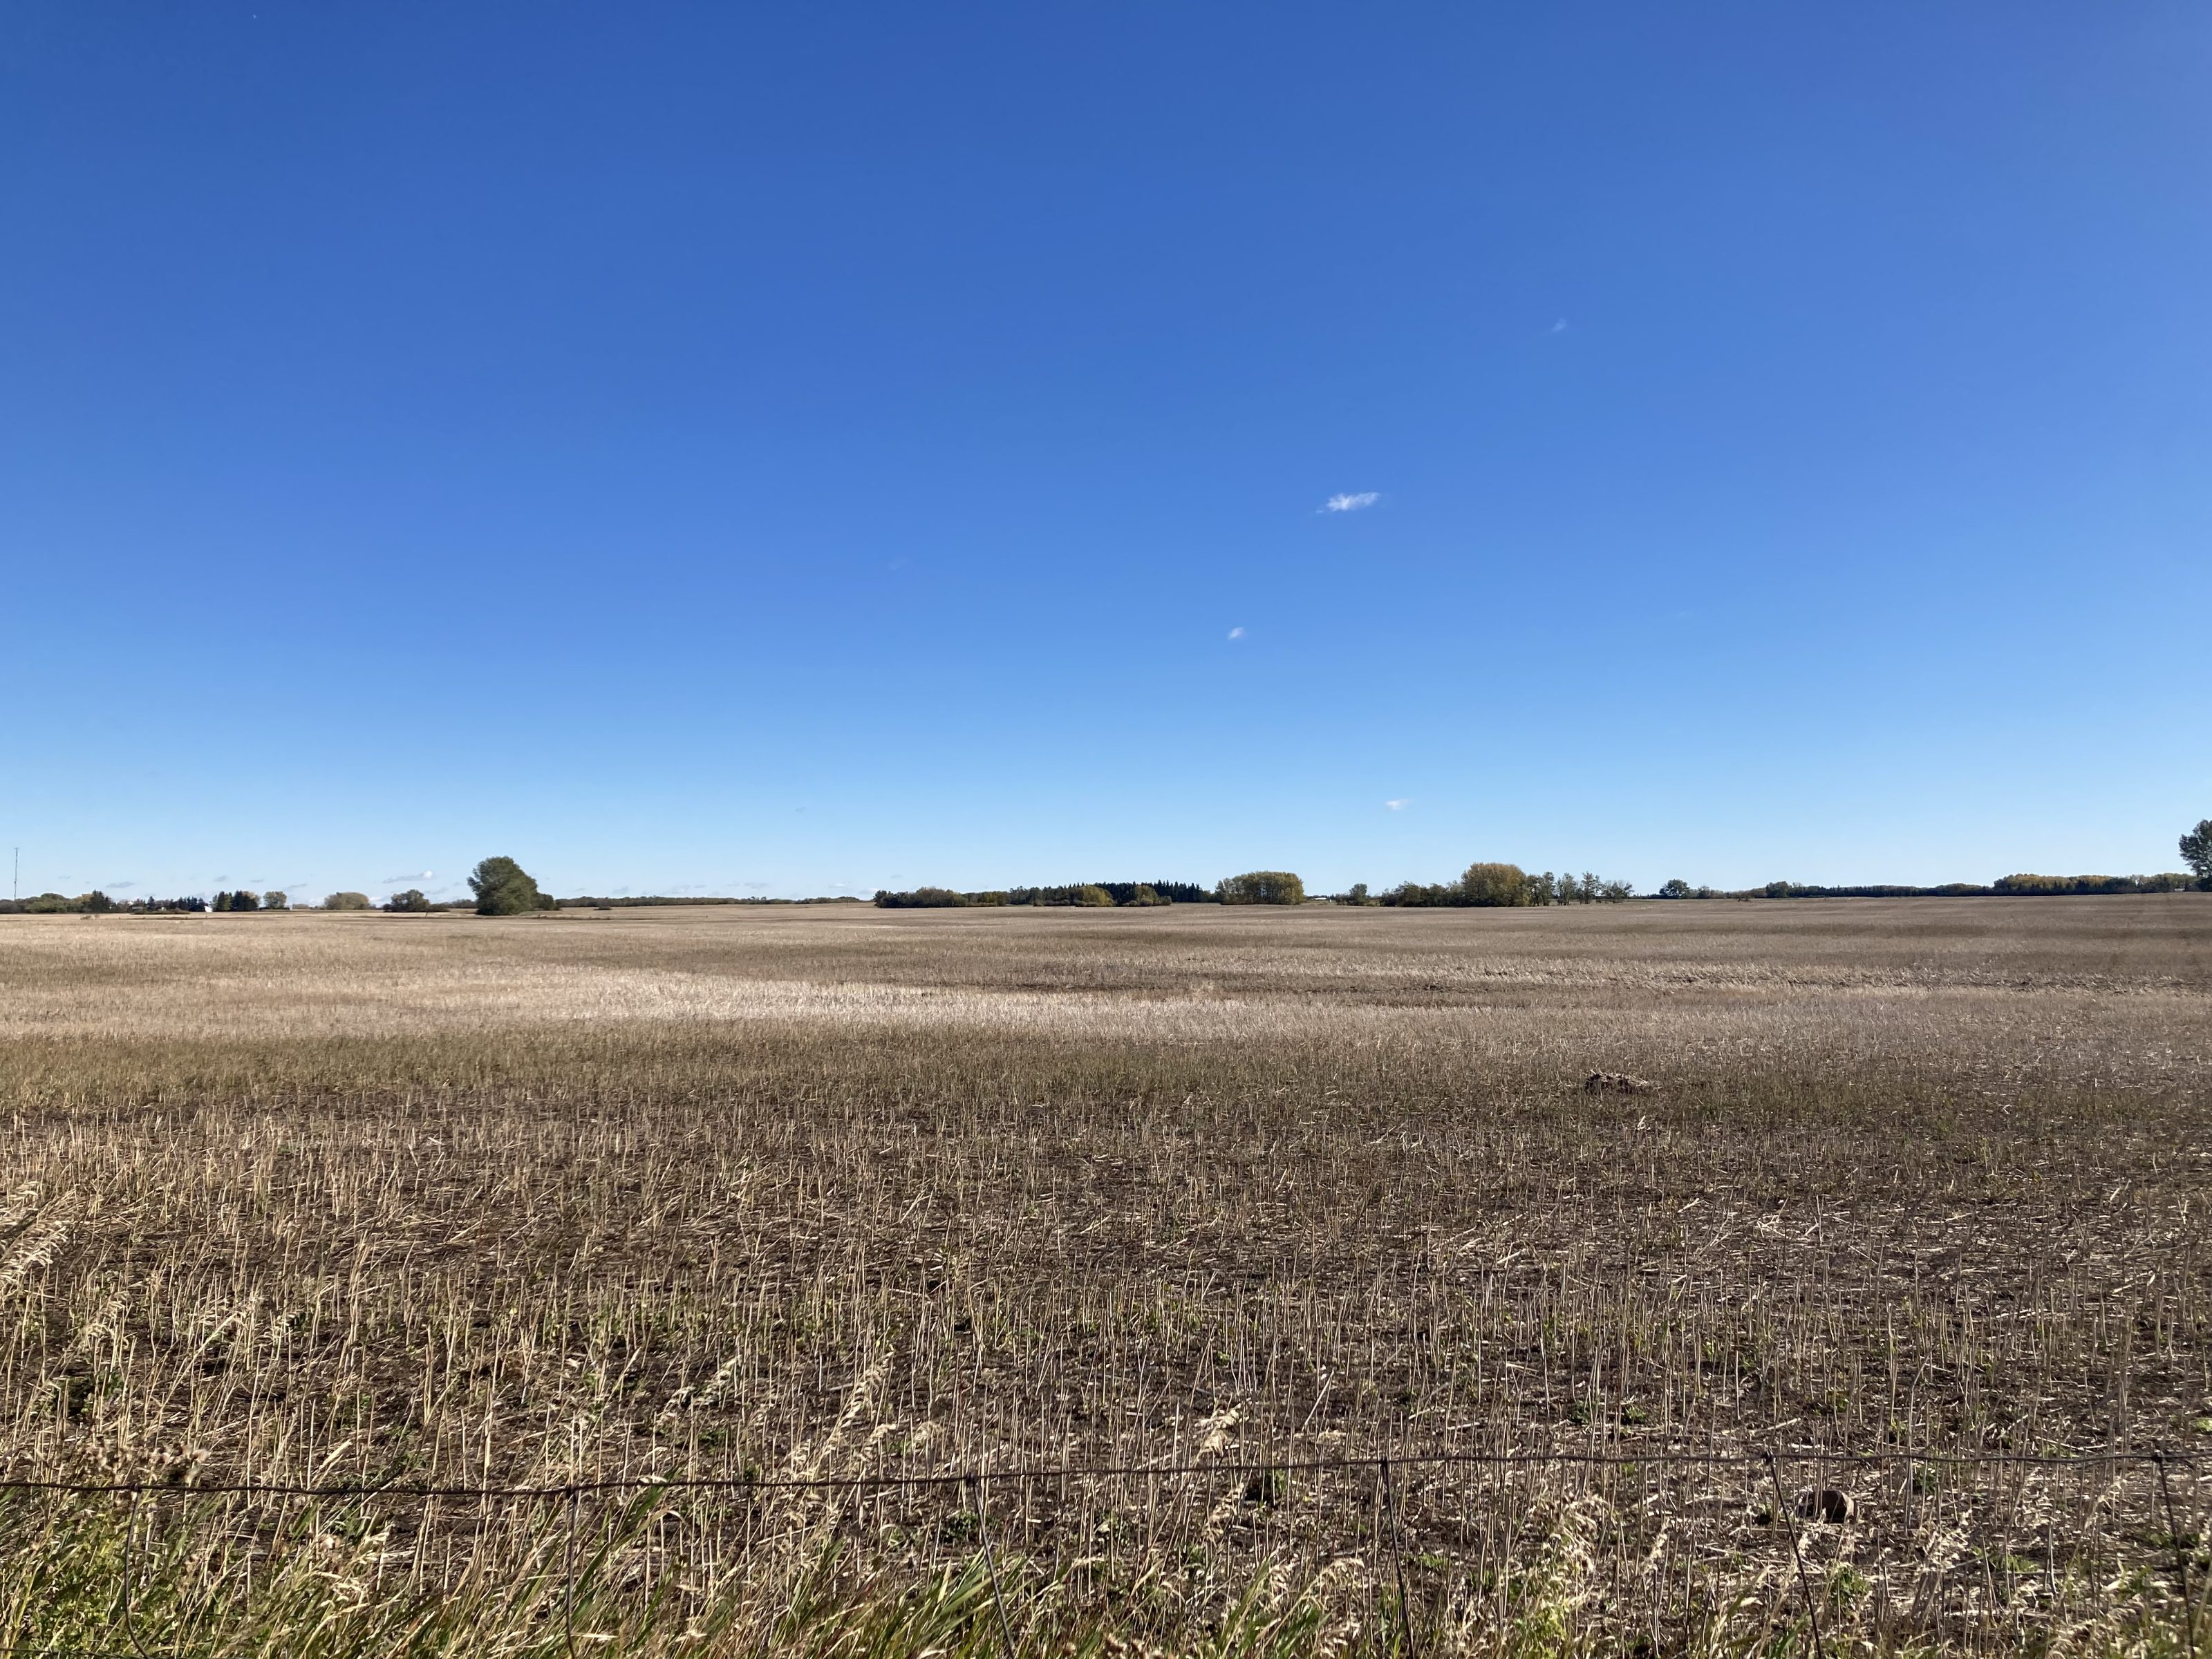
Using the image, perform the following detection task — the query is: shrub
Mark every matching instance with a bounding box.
[1219,871,1304,906]
[469,857,555,916]
[322,892,372,911]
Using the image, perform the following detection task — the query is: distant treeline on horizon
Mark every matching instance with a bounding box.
[875,881,1217,908]
[3,870,2203,917]
[0,891,872,915]
[869,866,2205,910]
[1744,874,2197,898]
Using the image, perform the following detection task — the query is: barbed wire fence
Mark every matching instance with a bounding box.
[1,1443,2203,1658]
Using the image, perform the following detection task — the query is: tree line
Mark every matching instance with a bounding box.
[874,867,1633,908]
[1359,864,1634,906]
[10,822,2207,918]
[874,880,1217,908]
[1731,873,2197,899]
[0,888,377,913]
[0,892,210,914]
[873,823,2212,911]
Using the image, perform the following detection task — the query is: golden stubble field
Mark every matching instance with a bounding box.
[0,898,2206,1656]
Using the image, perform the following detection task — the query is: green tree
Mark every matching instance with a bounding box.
[323,892,372,911]
[874,888,969,908]
[1658,879,1693,899]
[1457,863,1532,906]
[2182,819,2212,890]
[469,856,555,915]
[385,889,431,912]
[263,891,288,910]
[1219,871,1304,905]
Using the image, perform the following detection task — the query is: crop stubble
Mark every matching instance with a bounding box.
[0,898,2206,1653]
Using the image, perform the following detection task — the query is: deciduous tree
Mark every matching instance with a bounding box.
[1458,863,1531,906]
[469,857,554,915]
[2182,819,2212,890]
[1219,871,1304,905]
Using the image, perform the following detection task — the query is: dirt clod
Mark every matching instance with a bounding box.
[1584,1071,1657,1095]
[1795,1488,1856,1524]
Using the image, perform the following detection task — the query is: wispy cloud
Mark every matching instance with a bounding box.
[1322,491,1380,514]
[1551,318,1568,333]
[1226,626,1245,640]
[381,870,433,884]
[1385,798,1411,812]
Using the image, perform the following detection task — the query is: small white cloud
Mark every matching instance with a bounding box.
[380,870,433,884]
[1385,798,1411,812]
[1551,319,1568,333]
[1322,491,1380,513]
[1226,626,1245,640]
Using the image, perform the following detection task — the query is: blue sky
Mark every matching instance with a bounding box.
[4,3,2207,902]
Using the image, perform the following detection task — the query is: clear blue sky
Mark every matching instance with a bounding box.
[4,3,2207,902]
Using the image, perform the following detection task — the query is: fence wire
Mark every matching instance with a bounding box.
[1,1442,2199,1501]
[0,1443,2201,1658]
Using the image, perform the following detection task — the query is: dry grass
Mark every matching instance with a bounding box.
[0,898,2207,1655]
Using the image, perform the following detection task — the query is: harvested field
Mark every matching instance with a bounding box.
[0,897,2207,1654]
